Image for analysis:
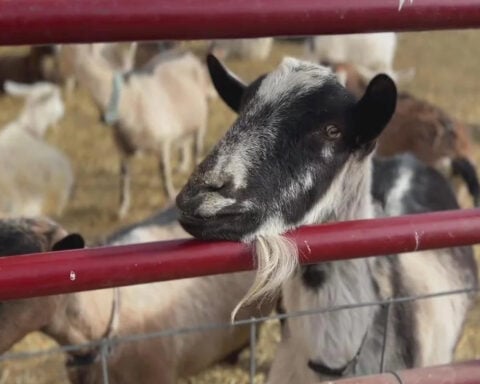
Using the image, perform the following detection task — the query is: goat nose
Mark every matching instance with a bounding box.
[201,175,234,194]
[176,174,235,215]
[176,178,233,214]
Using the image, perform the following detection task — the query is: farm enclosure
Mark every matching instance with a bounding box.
[0,29,479,384]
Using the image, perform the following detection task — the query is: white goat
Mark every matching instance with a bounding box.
[0,81,73,217]
[69,44,214,217]
[306,32,414,83]
[209,38,274,61]
[0,209,274,384]
[306,33,396,72]
[177,55,477,382]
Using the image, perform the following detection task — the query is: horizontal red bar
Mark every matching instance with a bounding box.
[324,360,480,384]
[0,208,479,300]
[0,0,479,45]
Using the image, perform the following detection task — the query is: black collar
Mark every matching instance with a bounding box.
[308,329,368,377]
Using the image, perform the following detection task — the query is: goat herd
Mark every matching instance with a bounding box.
[0,33,478,384]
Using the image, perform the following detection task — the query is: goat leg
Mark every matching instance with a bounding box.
[178,136,193,173]
[195,125,205,164]
[64,76,76,101]
[118,157,131,219]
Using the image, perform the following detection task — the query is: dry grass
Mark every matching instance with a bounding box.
[0,30,480,383]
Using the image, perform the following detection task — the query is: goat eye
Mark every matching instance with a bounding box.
[325,125,341,139]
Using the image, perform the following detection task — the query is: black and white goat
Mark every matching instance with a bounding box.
[176,55,477,381]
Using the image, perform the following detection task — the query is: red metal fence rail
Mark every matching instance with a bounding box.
[1,0,480,45]
[0,208,479,301]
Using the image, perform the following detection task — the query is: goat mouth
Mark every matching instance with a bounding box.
[178,210,259,241]
[179,211,241,224]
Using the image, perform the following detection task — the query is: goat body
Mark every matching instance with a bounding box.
[270,154,476,382]
[306,33,397,73]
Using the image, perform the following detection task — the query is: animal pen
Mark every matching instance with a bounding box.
[1,0,480,383]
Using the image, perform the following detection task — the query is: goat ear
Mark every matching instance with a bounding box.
[353,74,397,145]
[52,233,85,251]
[4,81,33,97]
[206,54,246,112]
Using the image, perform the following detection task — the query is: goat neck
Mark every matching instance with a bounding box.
[43,288,116,347]
[74,46,115,110]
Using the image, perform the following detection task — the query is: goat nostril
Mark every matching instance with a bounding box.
[205,181,225,192]
[203,177,234,194]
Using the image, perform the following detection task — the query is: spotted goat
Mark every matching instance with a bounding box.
[176,55,477,381]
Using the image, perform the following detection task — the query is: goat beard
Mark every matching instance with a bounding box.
[231,234,299,321]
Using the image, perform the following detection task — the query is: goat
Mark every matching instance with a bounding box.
[306,33,396,71]
[209,38,274,61]
[306,32,397,72]
[0,81,73,217]
[0,209,274,384]
[306,33,414,83]
[372,153,463,216]
[176,54,477,381]
[0,46,54,92]
[334,62,480,206]
[68,44,214,218]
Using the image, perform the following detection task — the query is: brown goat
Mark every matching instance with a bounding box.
[334,62,480,206]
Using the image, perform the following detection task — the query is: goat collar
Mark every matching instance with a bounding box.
[66,287,121,367]
[308,329,368,378]
[103,72,124,126]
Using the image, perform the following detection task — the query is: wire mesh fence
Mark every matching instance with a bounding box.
[0,285,478,384]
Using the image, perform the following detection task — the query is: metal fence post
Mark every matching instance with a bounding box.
[250,318,257,384]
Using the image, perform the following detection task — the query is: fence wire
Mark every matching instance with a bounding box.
[0,285,478,383]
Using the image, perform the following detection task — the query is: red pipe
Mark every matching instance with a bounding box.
[0,0,479,45]
[324,360,480,384]
[0,208,479,300]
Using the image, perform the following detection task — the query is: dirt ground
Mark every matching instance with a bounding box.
[0,30,480,383]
